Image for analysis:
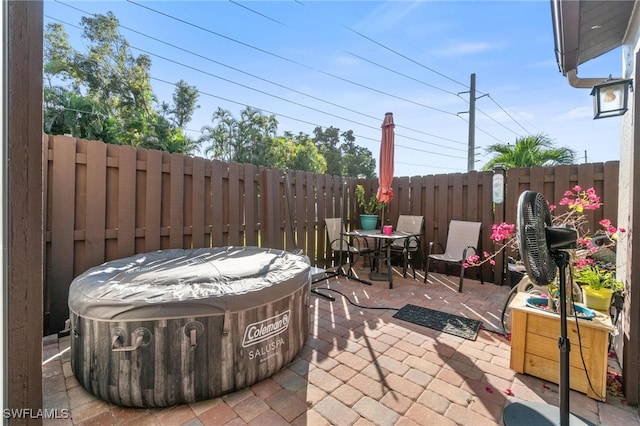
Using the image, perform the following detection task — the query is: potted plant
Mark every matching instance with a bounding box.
[575,265,624,311]
[355,184,384,230]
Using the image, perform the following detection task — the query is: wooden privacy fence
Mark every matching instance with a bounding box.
[44,135,619,334]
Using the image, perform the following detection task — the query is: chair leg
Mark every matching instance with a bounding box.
[407,252,416,279]
[424,257,431,283]
[402,250,408,278]
[458,264,465,292]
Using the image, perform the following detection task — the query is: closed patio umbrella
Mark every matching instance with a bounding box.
[377,112,395,225]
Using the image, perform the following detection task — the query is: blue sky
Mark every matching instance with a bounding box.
[44,0,624,177]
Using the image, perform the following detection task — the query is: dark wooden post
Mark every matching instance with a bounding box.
[6,0,44,422]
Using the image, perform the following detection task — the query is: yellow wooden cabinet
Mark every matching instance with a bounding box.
[509,292,614,401]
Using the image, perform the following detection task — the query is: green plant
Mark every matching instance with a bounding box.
[574,265,623,293]
[355,184,385,215]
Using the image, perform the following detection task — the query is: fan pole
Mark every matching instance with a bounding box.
[556,251,571,426]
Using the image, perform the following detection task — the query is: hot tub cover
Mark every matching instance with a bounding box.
[68,246,311,321]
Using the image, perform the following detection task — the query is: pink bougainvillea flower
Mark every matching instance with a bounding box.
[575,258,594,269]
[577,237,591,246]
[485,386,493,393]
[505,389,514,396]
[476,186,622,277]
[490,222,515,242]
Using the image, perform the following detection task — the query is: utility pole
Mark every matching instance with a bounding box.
[459,74,485,171]
[467,73,476,172]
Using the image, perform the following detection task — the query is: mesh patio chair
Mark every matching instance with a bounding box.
[424,220,483,292]
[389,215,424,278]
[325,218,374,274]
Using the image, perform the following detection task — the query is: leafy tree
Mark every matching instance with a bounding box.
[281,132,327,173]
[74,13,155,130]
[44,23,75,85]
[313,126,343,176]
[200,107,236,161]
[43,15,199,154]
[482,134,576,170]
[199,108,325,172]
[43,86,113,142]
[171,80,200,128]
[341,132,376,178]
[200,106,279,165]
[312,127,376,177]
[236,107,278,164]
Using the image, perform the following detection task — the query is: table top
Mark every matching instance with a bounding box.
[343,229,421,240]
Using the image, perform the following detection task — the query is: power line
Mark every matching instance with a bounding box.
[456,115,507,144]
[150,76,466,159]
[486,94,534,135]
[344,26,470,89]
[136,45,466,151]
[68,0,532,146]
[107,21,467,147]
[47,10,467,151]
[466,87,535,136]
[42,98,203,134]
[396,160,465,172]
[222,0,469,143]
[48,3,470,159]
[227,0,290,28]
[346,51,460,97]
[475,107,522,138]
[47,99,466,164]
[122,0,458,116]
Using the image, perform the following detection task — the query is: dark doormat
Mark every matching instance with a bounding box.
[393,304,482,341]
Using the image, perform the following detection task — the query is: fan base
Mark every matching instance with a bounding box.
[503,402,594,425]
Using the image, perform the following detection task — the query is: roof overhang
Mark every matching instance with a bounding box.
[551,0,637,87]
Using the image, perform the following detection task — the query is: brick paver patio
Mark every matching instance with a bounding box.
[41,265,639,425]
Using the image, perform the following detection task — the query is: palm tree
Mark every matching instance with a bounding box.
[482,134,576,170]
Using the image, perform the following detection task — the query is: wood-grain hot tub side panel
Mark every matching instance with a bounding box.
[70,282,309,407]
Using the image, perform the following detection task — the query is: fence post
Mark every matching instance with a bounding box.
[493,164,506,286]
[260,168,282,249]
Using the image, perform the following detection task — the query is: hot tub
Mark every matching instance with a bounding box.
[68,246,310,407]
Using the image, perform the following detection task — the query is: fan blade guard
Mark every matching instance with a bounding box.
[517,191,557,286]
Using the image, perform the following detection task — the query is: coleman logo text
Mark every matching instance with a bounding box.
[242,311,290,347]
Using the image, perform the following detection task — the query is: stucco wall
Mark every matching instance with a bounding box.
[616,13,640,404]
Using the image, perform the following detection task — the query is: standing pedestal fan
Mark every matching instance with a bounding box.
[503,191,592,426]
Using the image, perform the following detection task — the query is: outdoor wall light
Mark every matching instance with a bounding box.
[590,78,633,119]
